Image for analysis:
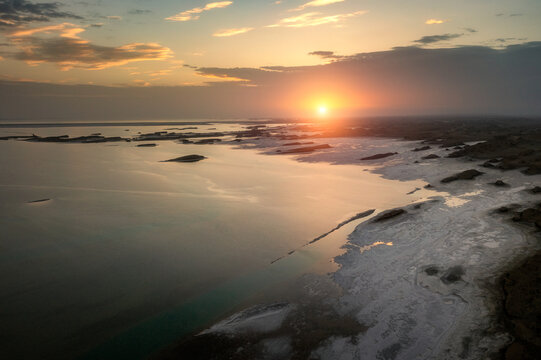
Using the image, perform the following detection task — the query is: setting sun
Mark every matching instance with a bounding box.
[318,105,328,115]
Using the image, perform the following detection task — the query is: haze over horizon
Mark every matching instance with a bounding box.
[1,0,541,120]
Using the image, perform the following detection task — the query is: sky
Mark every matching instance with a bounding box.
[0,0,540,120]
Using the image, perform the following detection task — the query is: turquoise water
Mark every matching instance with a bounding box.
[0,123,425,359]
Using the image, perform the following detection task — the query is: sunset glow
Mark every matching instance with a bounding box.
[0,0,540,118]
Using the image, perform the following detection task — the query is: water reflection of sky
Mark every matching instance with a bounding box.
[0,123,428,359]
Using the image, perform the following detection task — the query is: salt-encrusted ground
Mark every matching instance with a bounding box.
[175,134,541,359]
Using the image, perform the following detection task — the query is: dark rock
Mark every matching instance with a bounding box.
[137,143,157,147]
[529,186,541,194]
[501,252,541,358]
[360,152,397,161]
[440,140,464,148]
[441,169,484,183]
[372,209,406,222]
[421,154,440,160]
[481,161,496,168]
[279,144,331,154]
[425,266,440,276]
[491,180,509,187]
[194,138,222,144]
[0,135,32,140]
[497,206,510,213]
[440,266,464,284]
[82,136,124,143]
[27,198,51,203]
[283,141,315,146]
[512,208,541,228]
[163,155,206,163]
[424,184,434,189]
[412,146,431,152]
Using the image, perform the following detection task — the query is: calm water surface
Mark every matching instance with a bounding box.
[0,123,426,359]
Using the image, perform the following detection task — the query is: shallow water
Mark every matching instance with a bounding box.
[0,123,426,359]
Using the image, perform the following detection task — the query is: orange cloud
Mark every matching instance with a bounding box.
[165,1,233,22]
[9,23,84,39]
[7,23,172,70]
[425,19,446,24]
[213,27,253,37]
[268,10,366,28]
[291,0,345,12]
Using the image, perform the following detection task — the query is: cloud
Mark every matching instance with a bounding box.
[308,50,343,60]
[425,19,445,25]
[165,1,233,22]
[105,15,121,20]
[212,27,253,37]
[496,13,523,17]
[268,10,366,28]
[414,33,463,44]
[9,22,84,38]
[2,42,541,118]
[464,28,477,33]
[0,0,82,27]
[89,22,103,28]
[128,9,152,15]
[195,67,251,82]
[7,23,172,70]
[291,0,345,12]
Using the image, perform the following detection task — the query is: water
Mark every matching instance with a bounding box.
[0,123,425,359]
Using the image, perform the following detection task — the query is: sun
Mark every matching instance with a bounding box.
[318,105,327,115]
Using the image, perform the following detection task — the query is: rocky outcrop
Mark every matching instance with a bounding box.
[490,180,510,187]
[278,144,331,154]
[501,253,541,360]
[372,208,406,222]
[162,155,206,163]
[511,207,541,228]
[440,169,483,183]
[27,198,51,203]
[360,152,397,160]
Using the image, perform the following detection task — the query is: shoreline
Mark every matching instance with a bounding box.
[155,121,541,359]
[2,118,540,359]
